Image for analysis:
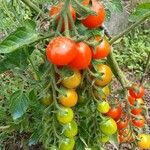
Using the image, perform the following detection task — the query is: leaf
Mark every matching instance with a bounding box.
[109,133,119,149]
[103,0,123,13]
[0,20,39,53]
[10,90,29,120]
[0,46,34,74]
[129,3,150,22]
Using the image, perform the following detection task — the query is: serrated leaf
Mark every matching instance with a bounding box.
[0,20,39,53]
[10,90,29,120]
[129,3,150,22]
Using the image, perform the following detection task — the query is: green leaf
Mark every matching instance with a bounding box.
[0,20,39,53]
[10,90,29,120]
[103,0,123,13]
[110,133,119,149]
[129,3,150,22]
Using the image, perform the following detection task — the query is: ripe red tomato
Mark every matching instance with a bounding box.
[129,84,144,98]
[92,36,111,59]
[69,42,92,70]
[46,36,77,66]
[49,3,76,31]
[106,105,122,121]
[131,108,142,115]
[132,115,145,128]
[117,117,128,130]
[81,0,105,29]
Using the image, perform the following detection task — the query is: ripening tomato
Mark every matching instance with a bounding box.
[41,94,53,106]
[97,101,110,113]
[94,85,110,100]
[95,64,112,87]
[131,108,142,115]
[128,96,144,106]
[137,134,150,149]
[69,42,92,70]
[117,117,128,130]
[49,3,76,31]
[100,117,117,135]
[59,89,78,107]
[132,115,145,128]
[99,134,109,143]
[106,105,122,121]
[129,83,144,98]
[46,36,77,66]
[63,120,78,138]
[81,0,105,29]
[82,0,90,5]
[62,69,81,89]
[92,36,111,59]
[56,107,74,124]
[59,137,75,150]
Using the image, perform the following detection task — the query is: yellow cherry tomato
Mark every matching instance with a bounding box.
[137,134,150,149]
[95,64,112,87]
[41,94,53,106]
[94,85,110,100]
[59,89,78,107]
[62,69,81,89]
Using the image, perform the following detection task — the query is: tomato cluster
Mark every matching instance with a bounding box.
[40,0,150,149]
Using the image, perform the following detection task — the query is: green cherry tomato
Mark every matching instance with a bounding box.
[56,107,74,124]
[59,137,75,150]
[97,101,110,113]
[99,134,109,143]
[41,94,53,106]
[100,117,117,135]
[64,120,78,137]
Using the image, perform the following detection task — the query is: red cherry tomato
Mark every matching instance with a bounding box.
[132,115,145,128]
[92,36,111,59]
[46,36,77,66]
[129,84,144,99]
[69,42,92,70]
[106,105,122,121]
[81,0,105,29]
[131,108,142,115]
[117,117,128,130]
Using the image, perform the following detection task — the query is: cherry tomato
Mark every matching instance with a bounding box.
[41,94,53,106]
[92,36,111,59]
[78,93,87,104]
[132,115,145,128]
[94,85,110,100]
[95,64,112,87]
[99,134,109,143]
[97,101,110,113]
[59,89,78,107]
[64,120,78,138]
[46,36,77,66]
[106,105,122,121]
[129,83,144,98]
[117,117,128,130]
[59,137,75,150]
[82,0,90,6]
[128,96,144,106]
[69,42,92,70]
[100,117,117,135]
[57,107,74,124]
[131,108,142,115]
[49,3,76,31]
[62,69,81,89]
[137,134,150,149]
[81,0,105,29]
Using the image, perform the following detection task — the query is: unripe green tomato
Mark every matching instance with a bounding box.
[41,94,53,106]
[56,107,74,124]
[78,94,86,104]
[100,117,117,135]
[97,101,110,113]
[99,134,109,143]
[59,137,75,150]
[64,120,78,137]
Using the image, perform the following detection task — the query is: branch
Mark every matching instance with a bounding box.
[21,0,44,15]
[140,52,150,85]
[110,13,150,44]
